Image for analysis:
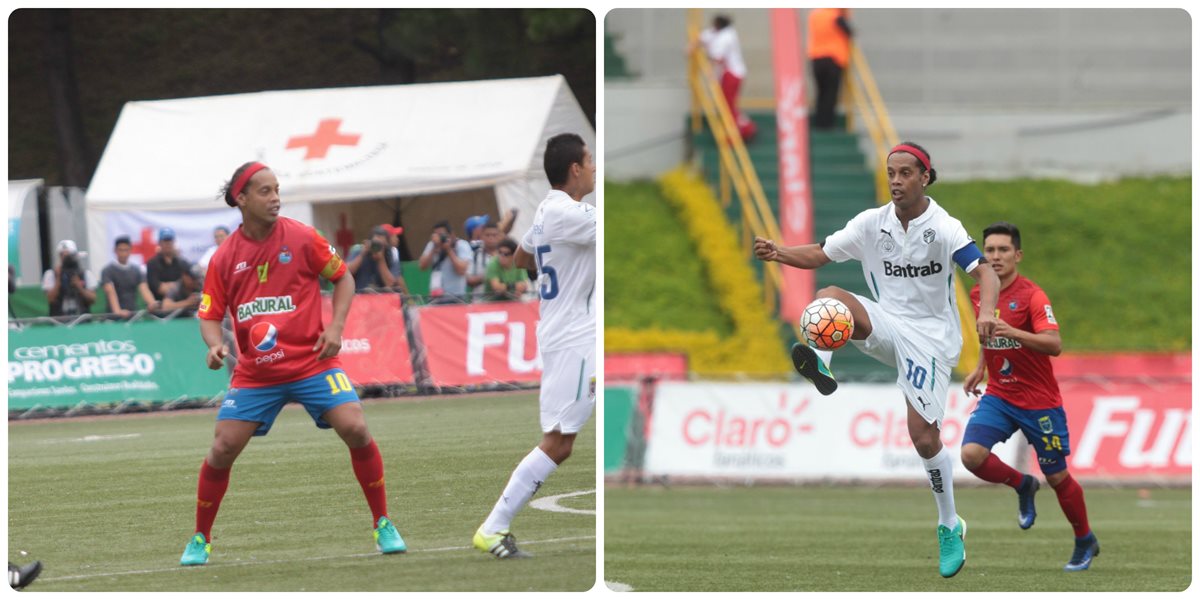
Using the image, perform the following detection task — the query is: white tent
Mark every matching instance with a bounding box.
[85,75,594,271]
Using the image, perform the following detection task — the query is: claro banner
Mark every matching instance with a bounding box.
[416,301,541,387]
[7,319,228,409]
[320,294,413,385]
[645,382,1020,480]
[645,381,1190,480]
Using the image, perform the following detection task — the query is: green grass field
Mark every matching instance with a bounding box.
[8,392,596,592]
[605,485,1190,592]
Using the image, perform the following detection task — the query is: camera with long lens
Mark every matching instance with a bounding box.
[369,239,384,253]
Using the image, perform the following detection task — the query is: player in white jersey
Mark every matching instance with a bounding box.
[474,133,596,559]
[755,142,1001,578]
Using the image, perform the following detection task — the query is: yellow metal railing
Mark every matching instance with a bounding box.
[845,42,981,375]
[686,12,786,318]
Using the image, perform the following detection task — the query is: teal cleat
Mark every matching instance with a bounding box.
[1016,475,1039,529]
[374,516,407,554]
[180,532,212,566]
[1064,533,1100,571]
[791,343,838,395]
[937,515,966,578]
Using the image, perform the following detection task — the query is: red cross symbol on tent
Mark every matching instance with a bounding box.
[286,118,361,160]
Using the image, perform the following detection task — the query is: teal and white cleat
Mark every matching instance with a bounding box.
[180,532,212,566]
[473,526,531,559]
[1064,532,1100,571]
[791,343,838,395]
[937,515,966,578]
[374,516,407,554]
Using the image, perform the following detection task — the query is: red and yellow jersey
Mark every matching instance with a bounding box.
[970,274,1062,409]
[198,217,347,388]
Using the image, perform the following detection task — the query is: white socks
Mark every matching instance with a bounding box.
[922,445,958,529]
[482,446,559,534]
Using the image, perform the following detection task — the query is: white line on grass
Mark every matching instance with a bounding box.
[605,580,634,592]
[37,535,596,583]
[39,433,142,444]
[529,489,596,515]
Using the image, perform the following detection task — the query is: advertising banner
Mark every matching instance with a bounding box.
[644,382,1021,480]
[1057,380,1190,478]
[417,301,541,387]
[105,208,243,266]
[320,294,413,385]
[7,320,228,409]
[770,8,815,323]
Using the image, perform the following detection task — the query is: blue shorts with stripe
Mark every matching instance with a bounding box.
[218,368,360,436]
[963,393,1072,475]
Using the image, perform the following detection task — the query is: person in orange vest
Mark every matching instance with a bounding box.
[691,14,757,142]
[807,8,854,130]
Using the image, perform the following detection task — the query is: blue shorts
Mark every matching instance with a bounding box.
[963,393,1072,476]
[218,368,360,437]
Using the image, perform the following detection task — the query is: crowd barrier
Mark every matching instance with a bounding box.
[608,377,1191,483]
[8,294,543,414]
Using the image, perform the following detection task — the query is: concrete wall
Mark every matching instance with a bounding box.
[604,8,1191,181]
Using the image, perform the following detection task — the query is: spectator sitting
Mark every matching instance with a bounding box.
[346,225,406,293]
[485,238,531,302]
[101,235,159,317]
[197,225,230,273]
[145,228,193,303]
[418,220,472,303]
[42,239,96,317]
[160,268,201,313]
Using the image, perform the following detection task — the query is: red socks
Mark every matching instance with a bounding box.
[195,460,231,541]
[349,439,388,525]
[1051,473,1092,538]
[968,453,1024,488]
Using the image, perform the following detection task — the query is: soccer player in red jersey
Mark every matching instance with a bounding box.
[962,221,1098,571]
[180,162,406,566]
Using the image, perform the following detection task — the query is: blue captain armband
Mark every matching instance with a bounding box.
[952,242,983,272]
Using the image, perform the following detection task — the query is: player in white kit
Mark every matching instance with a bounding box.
[755,142,1000,578]
[474,133,596,558]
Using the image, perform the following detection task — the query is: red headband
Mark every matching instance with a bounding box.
[889,144,931,171]
[230,162,269,200]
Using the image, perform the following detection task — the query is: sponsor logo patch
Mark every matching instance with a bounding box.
[279,245,292,264]
[923,228,936,244]
[1044,305,1057,325]
[249,321,279,352]
[883,260,943,278]
[236,295,296,323]
[1039,415,1054,434]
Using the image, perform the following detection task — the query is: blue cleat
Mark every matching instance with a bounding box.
[1016,474,1039,530]
[1064,532,1100,571]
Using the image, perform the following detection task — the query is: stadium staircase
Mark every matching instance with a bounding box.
[691,112,891,381]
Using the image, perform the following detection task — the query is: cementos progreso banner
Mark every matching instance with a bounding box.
[644,382,1022,480]
[417,301,542,387]
[7,319,228,409]
[320,294,413,385]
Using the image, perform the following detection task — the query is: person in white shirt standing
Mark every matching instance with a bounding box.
[474,133,596,559]
[755,142,1001,579]
[692,14,757,141]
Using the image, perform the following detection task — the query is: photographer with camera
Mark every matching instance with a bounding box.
[418,220,473,303]
[42,239,97,317]
[346,224,405,293]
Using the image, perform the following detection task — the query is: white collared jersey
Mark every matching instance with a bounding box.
[521,189,597,352]
[822,197,983,357]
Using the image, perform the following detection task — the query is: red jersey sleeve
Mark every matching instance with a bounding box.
[308,227,347,282]
[1028,287,1059,333]
[969,285,981,317]
[197,250,228,321]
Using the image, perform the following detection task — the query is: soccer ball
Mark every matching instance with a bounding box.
[801,298,854,351]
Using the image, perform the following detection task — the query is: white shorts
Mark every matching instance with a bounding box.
[849,294,957,425]
[539,343,596,434]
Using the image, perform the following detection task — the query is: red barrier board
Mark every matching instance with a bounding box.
[320,294,414,385]
[1057,380,1190,478]
[418,301,542,386]
[1055,352,1190,379]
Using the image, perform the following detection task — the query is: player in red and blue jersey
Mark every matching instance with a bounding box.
[963,221,1098,571]
[180,162,406,566]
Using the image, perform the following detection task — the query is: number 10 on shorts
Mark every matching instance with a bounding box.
[325,372,353,394]
[905,358,928,390]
